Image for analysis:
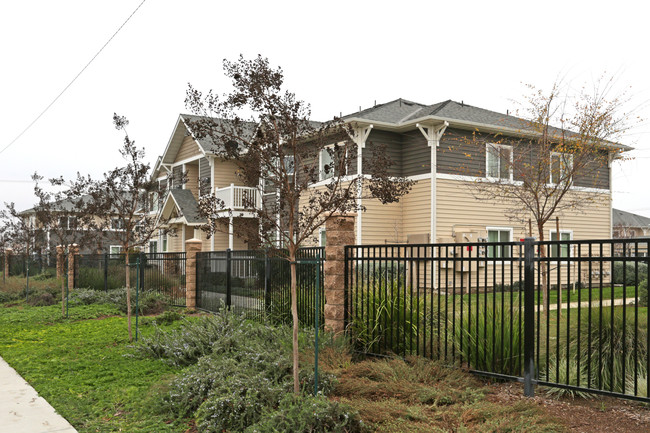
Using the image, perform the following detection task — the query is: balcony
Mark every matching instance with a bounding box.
[213,184,260,217]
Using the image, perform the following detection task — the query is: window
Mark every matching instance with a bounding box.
[550,230,572,258]
[550,152,573,185]
[486,144,512,180]
[149,241,158,254]
[109,245,122,255]
[486,227,512,258]
[162,237,168,252]
[149,192,159,212]
[319,228,327,247]
[319,143,347,181]
[111,218,125,230]
[58,216,77,229]
[319,147,335,181]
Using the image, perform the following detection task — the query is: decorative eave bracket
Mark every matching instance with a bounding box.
[416,121,449,146]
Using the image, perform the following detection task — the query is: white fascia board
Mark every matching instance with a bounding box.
[160,115,187,165]
[435,172,610,194]
[172,155,202,167]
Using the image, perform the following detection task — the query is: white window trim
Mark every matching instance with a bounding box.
[549,229,573,259]
[549,152,574,186]
[319,142,348,182]
[319,227,326,247]
[486,226,514,259]
[109,245,122,255]
[485,143,513,181]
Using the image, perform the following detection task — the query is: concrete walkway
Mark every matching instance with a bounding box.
[0,357,77,433]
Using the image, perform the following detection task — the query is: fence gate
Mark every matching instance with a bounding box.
[345,238,649,403]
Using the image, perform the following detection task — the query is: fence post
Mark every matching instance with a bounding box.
[264,249,270,313]
[226,248,232,308]
[4,248,12,278]
[104,253,109,292]
[523,237,536,397]
[185,238,202,310]
[68,244,79,292]
[324,214,355,335]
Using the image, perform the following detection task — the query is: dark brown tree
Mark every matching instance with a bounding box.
[185,55,413,393]
[80,114,171,341]
[462,77,634,310]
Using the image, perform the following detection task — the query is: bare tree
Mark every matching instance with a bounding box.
[80,114,171,341]
[32,173,101,315]
[0,202,46,255]
[462,77,634,309]
[185,55,413,393]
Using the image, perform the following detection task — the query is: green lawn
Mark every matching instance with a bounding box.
[0,302,192,433]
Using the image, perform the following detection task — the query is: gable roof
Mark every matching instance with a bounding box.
[613,208,650,228]
[160,189,205,226]
[341,98,631,151]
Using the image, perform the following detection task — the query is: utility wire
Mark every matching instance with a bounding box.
[0,0,148,156]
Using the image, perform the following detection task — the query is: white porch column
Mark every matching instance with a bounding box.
[416,121,448,244]
[348,124,373,245]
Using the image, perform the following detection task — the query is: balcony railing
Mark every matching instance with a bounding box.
[213,184,261,212]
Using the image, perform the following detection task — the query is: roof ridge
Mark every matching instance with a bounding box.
[429,99,452,116]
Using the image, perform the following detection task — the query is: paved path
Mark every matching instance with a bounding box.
[542,297,636,311]
[0,356,77,433]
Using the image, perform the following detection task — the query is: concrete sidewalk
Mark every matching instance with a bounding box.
[0,357,77,433]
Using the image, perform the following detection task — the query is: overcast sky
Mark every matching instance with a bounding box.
[1,0,649,217]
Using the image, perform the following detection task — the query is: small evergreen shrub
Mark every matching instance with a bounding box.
[245,394,365,433]
[612,261,648,286]
[640,279,648,307]
[27,291,57,306]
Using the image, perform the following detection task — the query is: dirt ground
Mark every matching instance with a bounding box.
[491,383,650,433]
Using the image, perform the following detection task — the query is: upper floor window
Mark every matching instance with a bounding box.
[319,228,327,247]
[486,227,512,258]
[58,216,77,230]
[550,229,572,258]
[550,152,573,185]
[486,144,512,180]
[319,143,348,181]
[319,147,335,181]
[111,218,125,231]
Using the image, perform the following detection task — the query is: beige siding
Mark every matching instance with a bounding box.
[361,197,402,244]
[185,164,199,199]
[174,136,202,163]
[213,158,244,189]
[402,179,430,241]
[168,225,183,252]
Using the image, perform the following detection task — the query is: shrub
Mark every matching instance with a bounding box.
[612,261,648,286]
[68,288,168,315]
[0,291,21,303]
[455,296,523,376]
[26,291,56,307]
[573,308,648,395]
[141,310,182,326]
[194,373,286,433]
[245,394,365,433]
[31,270,56,281]
[640,279,648,307]
[350,275,436,357]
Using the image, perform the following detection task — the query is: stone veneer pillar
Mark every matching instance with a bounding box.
[67,244,79,291]
[56,245,65,279]
[4,248,12,278]
[323,214,355,335]
[185,239,203,310]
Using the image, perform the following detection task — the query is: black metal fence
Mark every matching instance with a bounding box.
[74,252,186,307]
[196,247,324,326]
[345,239,649,402]
[4,253,57,277]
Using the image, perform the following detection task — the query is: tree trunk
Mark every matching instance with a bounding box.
[125,250,132,342]
[289,247,300,394]
[537,224,549,316]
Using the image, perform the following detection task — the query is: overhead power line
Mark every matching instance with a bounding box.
[0,0,148,156]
